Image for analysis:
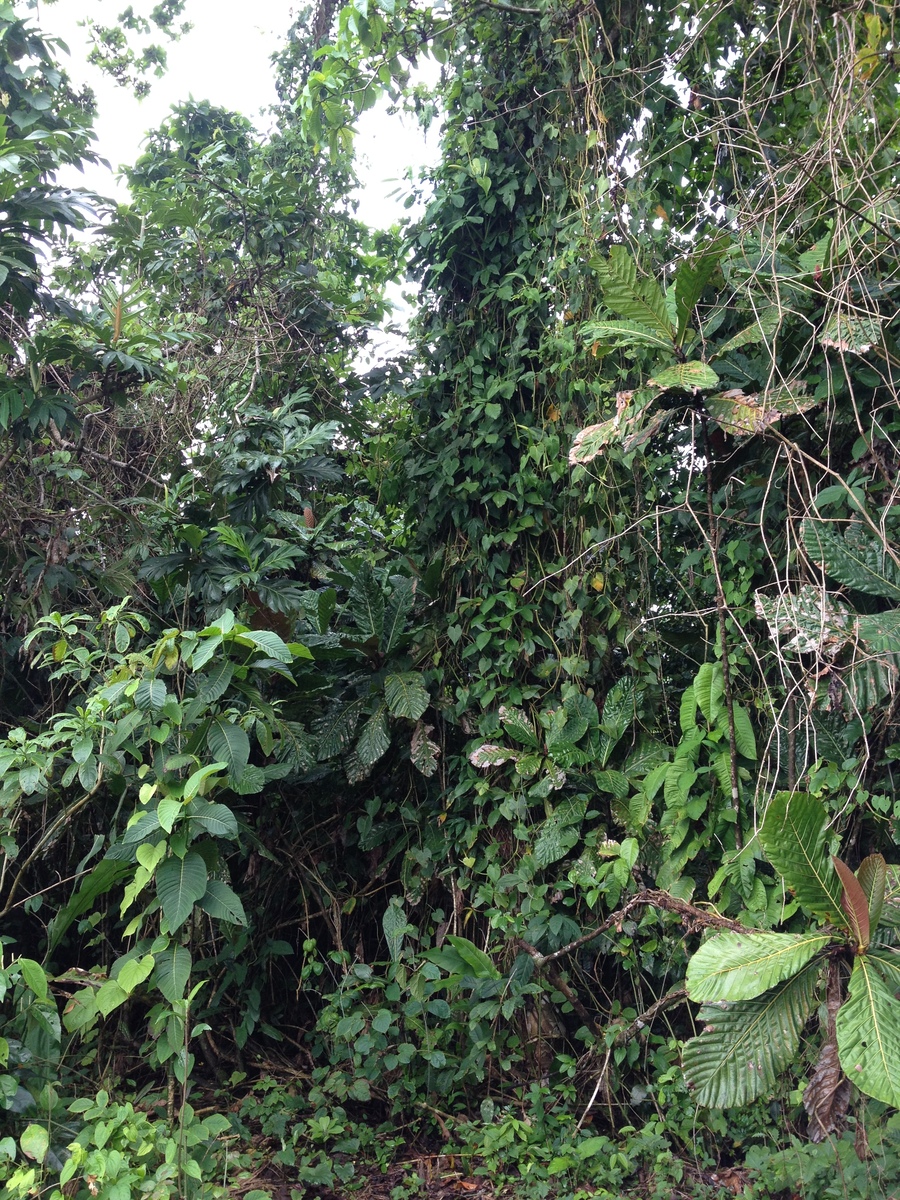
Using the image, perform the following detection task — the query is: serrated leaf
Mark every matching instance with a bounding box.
[153,944,192,1003]
[686,930,831,1003]
[759,792,845,922]
[156,852,207,933]
[198,879,247,925]
[356,706,390,767]
[683,961,819,1107]
[499,704,540,748]
[650,361,719,390]
[857,855,887,933]
[207,718,250,783]
[710,306,780,357]
[802,520,900,600]
[819,312,881,354]
[411,721,440,777]
[673,237,728,344]
[835,954,900,1107]
[384,672,429,720]
[345,561,384,639]
[597,246,674,340]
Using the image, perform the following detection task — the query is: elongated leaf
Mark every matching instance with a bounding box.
[802,520,900,600]
[673,237,728,344]
[580,319,674,352]
[315,699,363,760]
[345,561,384,638]
[832,856,870,952]
[384,672,429,720]
[381,576,415,654]
[356,706,390,767]
[857,854,887,933]
[195,660,234,704]
[732,704,757,760]
[759,792,845,922]
[186,800,238,840]
[650,362,719,390]
[694,662,723,724]
[568,419,621,464]
[156,852,208,933]
[446,935,500,979]
[706,381,817,438]
[410,720,440,777]
[683,961,819,1107]
[383,897,407,962]
[207,718,250,783]
[597,246,674,340]
[711,306,780,356]
[835,954,900,1107]
[469,743,518,768]
[687,930,831,1003]
[598,678,636,766]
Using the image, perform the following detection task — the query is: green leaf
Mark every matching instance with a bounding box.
[598,678,636,766]
[116,954,154,993]
[857,855,887,932]
[650,361,719,390]
[186,800,238,839]
[315,700,364,760]
[693,662,723,724]
[836,953,900,1107]
[534,796,587,867]
[673,237,728,344]
[683,961,819,1107]
[17,958,48,1002]
[410,720,440,777]
[95,979,128,1017]
[356,705,390,767]
[706,380,818,438]
[710,306,780,356]
[183,761,228,801]
[802,520,900,600]
[381,576,415,653]
[195,660,234,704]
[207,718,250,783]
[732,704,757,760]
[499,704,540,748]
[153,944,192,1003]
[20,1123,49,1164]
[197,879,247,925]
[382,897,407,961]
[135,677,166,711]
[156,852,208,933]
[345,560,384,639]
[234,627,295,663]
[596,246,674,340]
[686,930,831,1003]
[759,792,845,922]
[384,672,429,720]
[580,319,674,352]
[446,935,500,979]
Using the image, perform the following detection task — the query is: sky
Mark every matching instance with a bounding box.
[31,0,436,228]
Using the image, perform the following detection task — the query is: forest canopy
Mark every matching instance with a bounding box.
[2,1,900,1198]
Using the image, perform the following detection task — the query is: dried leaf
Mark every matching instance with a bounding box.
[804,1036,851,1142]
[706,379,817,438]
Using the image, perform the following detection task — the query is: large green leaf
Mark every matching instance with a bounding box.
[384,672,429,720]
[345,560,384,638]
[687,930,831,1003]
[315,699,364,760]
[759,792,845,923]
[153,943,192,1003]
[650,362,719,390]
[835,953,900,1107]
[801,520,900,600]
[156,852,208,933]
[596,246,674,340]
[207,717,250,783]
[673,237,728,344]
[598,678,636,766]
[356,705,391,767]
[580,318,674,352]
[682,961,819,1107]
[198,879,247,925]
[381,576,415,654]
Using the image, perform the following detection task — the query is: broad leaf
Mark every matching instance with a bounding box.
[383,897,407,961]
[802,520,900,600]
[381,576,415,654]
[153,944,192,1003]
[186,800,239,840]
[315,700,364,760]
[759,792,845,923]
[673,237,728,345]
[732,704,757,760]
[686,930,831,1003]
[198,879,247,925]
[706,381,817,438]
[156,852,208,933]
[410,720,440,777]
[580,318,674,352]
[598,678,636,766]
[469,743,518,768]
[596,246,674,340]
[384,672,429,720]
[819,312,881,354]
[499,704,540,748]
[835,954,900,1107]
[683,961,819,1107]
[649,361,719,390]
[568,419,622,464]
[207,718,250,783]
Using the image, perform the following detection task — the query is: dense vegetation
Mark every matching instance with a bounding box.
[2,0,900,1197]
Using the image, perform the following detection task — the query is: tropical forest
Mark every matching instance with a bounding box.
[2,0,900,1196]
